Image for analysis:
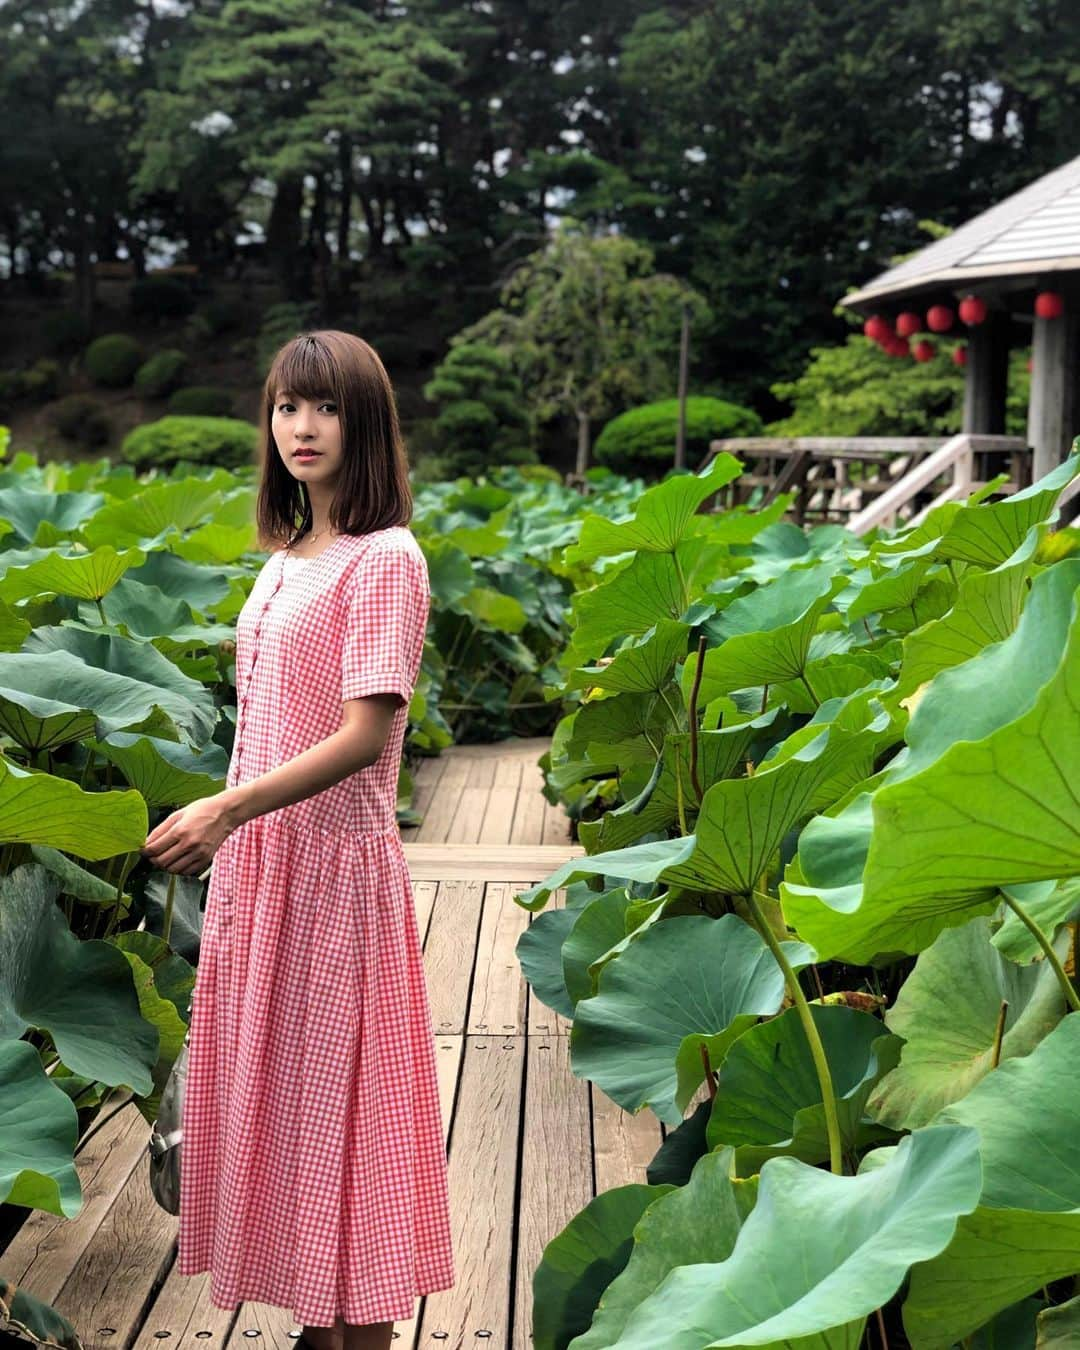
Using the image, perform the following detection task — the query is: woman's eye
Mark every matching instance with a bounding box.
[320,403,337,413]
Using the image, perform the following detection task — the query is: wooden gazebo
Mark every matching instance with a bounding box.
[839,152,1080,481]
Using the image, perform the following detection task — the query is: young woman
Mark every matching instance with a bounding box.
[141,331,456,1350]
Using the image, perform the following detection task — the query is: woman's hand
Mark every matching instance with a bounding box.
[141,794,241,877]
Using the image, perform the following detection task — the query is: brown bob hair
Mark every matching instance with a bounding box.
[254,330,413,550]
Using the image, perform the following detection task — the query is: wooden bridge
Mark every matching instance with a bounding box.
[1,738,674,1350]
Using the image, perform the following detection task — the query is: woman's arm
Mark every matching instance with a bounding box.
[141,694,399,875]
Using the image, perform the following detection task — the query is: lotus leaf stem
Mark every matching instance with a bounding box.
[748,889,843,1174]
[1001,894,1080,1012]
[991,999,1009,1069]
[688,633,706,803]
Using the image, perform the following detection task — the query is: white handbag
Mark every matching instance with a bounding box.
[147,997,192,1215]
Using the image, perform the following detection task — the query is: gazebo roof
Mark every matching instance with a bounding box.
[840,152,1080,311]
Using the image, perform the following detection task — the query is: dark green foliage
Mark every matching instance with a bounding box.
[0,359,60,404]
[199,297,245,335]
[84,335,143,389]
[130,275,196,321]
[167,385,235,416]
[41,310,91,356]
[120,415,258,469]
[255,302,318,372]
[767,336,1031,438]
[134,349,188,399]
[594,397,763,475]
[47,394,111,447]
[422,341,535,477]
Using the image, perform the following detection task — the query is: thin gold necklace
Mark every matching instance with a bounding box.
[288,523,337,551]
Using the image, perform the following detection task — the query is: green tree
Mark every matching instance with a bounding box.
[457,220,711,474]
[422,342,533,477]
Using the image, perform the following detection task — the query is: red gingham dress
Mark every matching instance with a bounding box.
[176,526,455,1326]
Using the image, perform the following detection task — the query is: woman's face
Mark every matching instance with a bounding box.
[271,389,344,488]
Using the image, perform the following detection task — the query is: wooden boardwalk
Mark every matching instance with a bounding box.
[2,737,671,1349]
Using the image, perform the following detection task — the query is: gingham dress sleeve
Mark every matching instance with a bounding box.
[340,539,429,707]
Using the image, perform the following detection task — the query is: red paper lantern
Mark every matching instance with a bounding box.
[895,311,922,338]
[912,339,935,362]
[952,345,967,367]
[864,314,892,342]
[1035,290,1064,319]
[891,336,911,358]
[1027,357,1034,372]
[959,295,987,325]
[926,305,954,333]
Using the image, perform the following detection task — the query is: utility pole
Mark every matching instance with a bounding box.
[675,300,690,469]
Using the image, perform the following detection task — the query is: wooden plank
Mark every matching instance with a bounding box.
[403,844,584,881]
[512,1035,593,1350]
[592,1087,664,1195]
[411,878,439,945]
[414,1036,524,1347]
[510,758,548,845]
[132,1267,235,1349]
[410,754,472,843]
[2,1103,146,1304]
[449,753,498,844]
[392,1032,464,1349]
[424,878,485,1036]
[540,796,574,847]
[50,1144,181,1347]
[477,755,524,844]
[466,882,531,1036]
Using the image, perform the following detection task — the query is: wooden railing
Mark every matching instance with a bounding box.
[700,434,1031,532]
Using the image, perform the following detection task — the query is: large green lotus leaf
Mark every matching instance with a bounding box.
[596,1125,981,1349]
[13,623,219,743]
[570,914,797,1125]
[515,885,598,1018]
[0,686,98,751]
[684,564,848,701]
[993,879,1080,964]
[785,561,1080,962]
[87,731,228,807]
[0,1038,82,1215]
[565,537,733,674]
[903,1016,1080,1347]
[577,713,779,855]
[1037,1296,1080,1348]
[0,545,147,603]
[905,1210,1080,1349]
[111,928,196,1024]
[565,619,691,695]
[0,864,157,1095]
[862,566,1080,914]
[567,1150,745,1350]
[459,582,528,631]
[566,688,678,769]
[742,521,857,585]
[565,455,744,564]
[140,867,207,961]
[773,649,894,713]
[514,835,698,913]
[867,916,1068,1130]
[898,525,1041,694]
[95,576,202,638]
[29,844,128,909]
[170,519,258,566]
[0,755,146,859]
[706,1005,901,1173]
[844,556,948,625]
[532,1181,679,1350]
[561,890,636,1006]
[124,545,241,612]
[934,453,1080,566]
[79,478,225,549]
[0,1273,83,1347]
[0,486,106,544]
[109,938,191,1122]
[661,722,874,898]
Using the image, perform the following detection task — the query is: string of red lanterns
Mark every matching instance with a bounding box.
[862,289,1065,365]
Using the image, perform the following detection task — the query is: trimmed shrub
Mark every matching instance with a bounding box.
[120,415,258,470]
[200,297,246,335]
[48,394,111,447]
[421,340,535,477]
[85,334,143,388]
[130,275,196,320]
[168,385,235,416]
[42,310,92,355]
[134,349,188,399]
[594,396,763,474]
[0,360,61,404]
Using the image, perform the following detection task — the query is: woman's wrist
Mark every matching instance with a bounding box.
[219,784,253,830]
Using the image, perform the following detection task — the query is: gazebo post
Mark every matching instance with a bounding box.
[1028,312,1079,479]
[962,309,1010,434]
